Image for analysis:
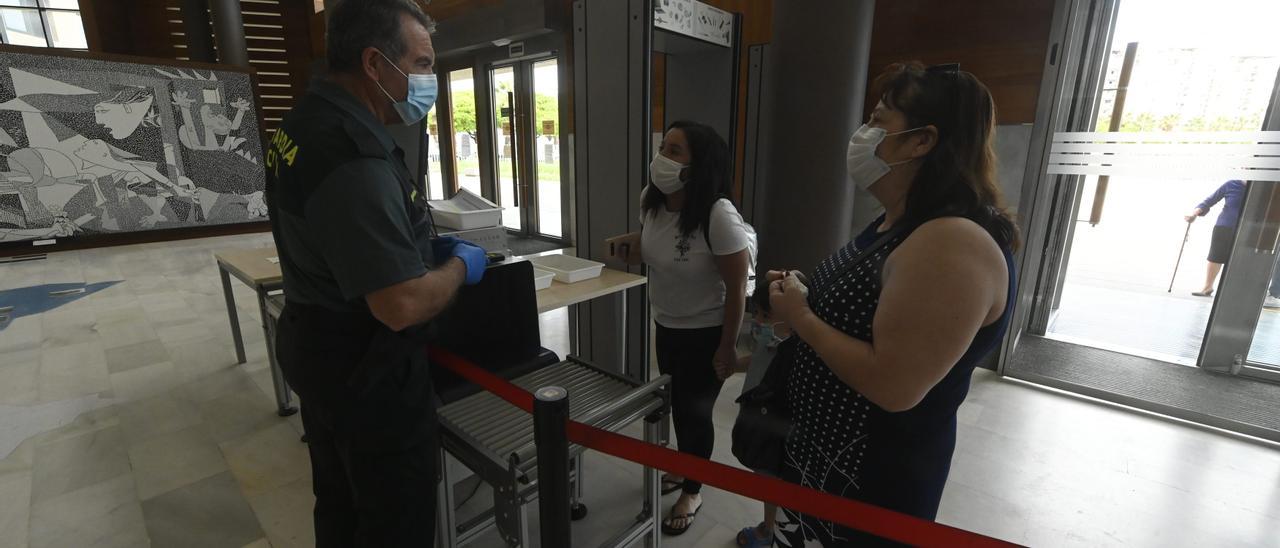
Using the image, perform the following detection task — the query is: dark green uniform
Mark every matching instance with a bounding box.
[265,80,438,547]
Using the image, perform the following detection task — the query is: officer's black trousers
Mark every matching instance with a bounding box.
[276,304,438,547]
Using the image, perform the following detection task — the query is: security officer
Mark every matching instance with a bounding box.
[264,0,487,545]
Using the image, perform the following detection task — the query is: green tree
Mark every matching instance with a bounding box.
[535,94,558,135]
[443,90,558,137]
[1207,115,1260,132]
[451,90,477,137]
[1112,111,1266,133]
[1120,112,1158,132]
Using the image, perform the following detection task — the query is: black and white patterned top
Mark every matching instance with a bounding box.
[778,218,1015,547]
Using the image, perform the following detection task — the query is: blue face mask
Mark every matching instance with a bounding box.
[376,51,438,125]
[751,320,786,349]
[752,322,777,349]
[743,320,784,392]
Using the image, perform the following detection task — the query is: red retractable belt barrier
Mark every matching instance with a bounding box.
[430,347,1021,548]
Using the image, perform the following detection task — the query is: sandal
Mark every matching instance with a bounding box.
[1192,290,1214,297]
[660,474,683,495]
[661,498,703,536]
[736,523,774,547]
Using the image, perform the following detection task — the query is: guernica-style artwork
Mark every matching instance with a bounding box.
[0,46,267,246]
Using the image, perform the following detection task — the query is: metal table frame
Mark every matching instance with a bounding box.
[216,249,647,418]
[216,255,296,417]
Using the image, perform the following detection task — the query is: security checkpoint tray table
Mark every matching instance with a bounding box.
[436,356,670,548]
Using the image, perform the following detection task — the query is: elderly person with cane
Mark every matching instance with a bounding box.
[1185,180,1246,297]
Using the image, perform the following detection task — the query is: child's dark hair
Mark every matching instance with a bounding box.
[750,279,771,316]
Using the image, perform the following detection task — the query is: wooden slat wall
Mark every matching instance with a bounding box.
[161,0,318,133]
[651,53,666,133]
[867,0,1054,125]
[81,0,182,59]
[423,0,503,21]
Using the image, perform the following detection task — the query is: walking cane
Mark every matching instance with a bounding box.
[1168,220,1193,293]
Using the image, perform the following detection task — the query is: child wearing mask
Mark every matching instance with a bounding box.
[733,284,792,547]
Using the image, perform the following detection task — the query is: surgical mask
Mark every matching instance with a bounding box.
[375,51,438,125]
[743,320,785,391]
[650,153,688,195]
[751,320,785,350]
[846,124,923,191]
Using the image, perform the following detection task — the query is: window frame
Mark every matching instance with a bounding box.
[0,2,84,50]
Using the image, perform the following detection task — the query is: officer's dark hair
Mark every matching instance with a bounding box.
[326,0,436,74]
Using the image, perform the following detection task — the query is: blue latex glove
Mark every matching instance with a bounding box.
[430,236,461,261]
[452,240,487,286]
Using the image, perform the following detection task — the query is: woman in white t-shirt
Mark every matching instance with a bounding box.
[607,120,751,536]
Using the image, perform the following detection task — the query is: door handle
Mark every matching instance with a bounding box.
[507,91,519,208]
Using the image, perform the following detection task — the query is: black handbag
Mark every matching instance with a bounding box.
[731,335,798,475]
[730,222,913,476]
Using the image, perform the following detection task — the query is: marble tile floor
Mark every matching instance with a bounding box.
[1,234,1279,547]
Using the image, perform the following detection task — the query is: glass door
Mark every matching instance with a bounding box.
[1025,0,1280,367]
[1000,0,1280,441]
[1199,67,1280,382]
[531,58,563,238]
[425,102,445,200]
[1244,187,1280,373]
[447,67,479,197]
[489,65,522,231]
[486,57,566,240]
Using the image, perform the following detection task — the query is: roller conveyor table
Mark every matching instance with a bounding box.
[435,356,670,548]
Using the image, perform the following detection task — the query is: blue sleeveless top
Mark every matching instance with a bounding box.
[780,218,1016,545]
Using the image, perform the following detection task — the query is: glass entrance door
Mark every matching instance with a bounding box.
[487,57,566,239]
[998,0,1280,441]
[490,65,522,231]
[1025,0,1280,368]
[531,58,563,238]
[1199,69,1280,381]
[1244,186,1280,372]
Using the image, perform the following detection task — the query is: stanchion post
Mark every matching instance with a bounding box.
[534,386,571,547]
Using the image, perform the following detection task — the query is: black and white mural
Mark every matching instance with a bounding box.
[0,48,266,244]
[654,0,733,48]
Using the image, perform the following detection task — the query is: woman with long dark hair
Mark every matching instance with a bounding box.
[607,120,752,536]
[766,63,1019,546]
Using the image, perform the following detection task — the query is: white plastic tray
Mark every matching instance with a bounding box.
[529,255,605,284]
[533,268,555,291]
[438,226,509,255]
[429,189,503,230]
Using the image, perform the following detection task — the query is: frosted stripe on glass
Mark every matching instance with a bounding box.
[1048,154,1280,170]
[1053,131,1280,143]
[1051,143,1280,155]
[1046,131,1280,182]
